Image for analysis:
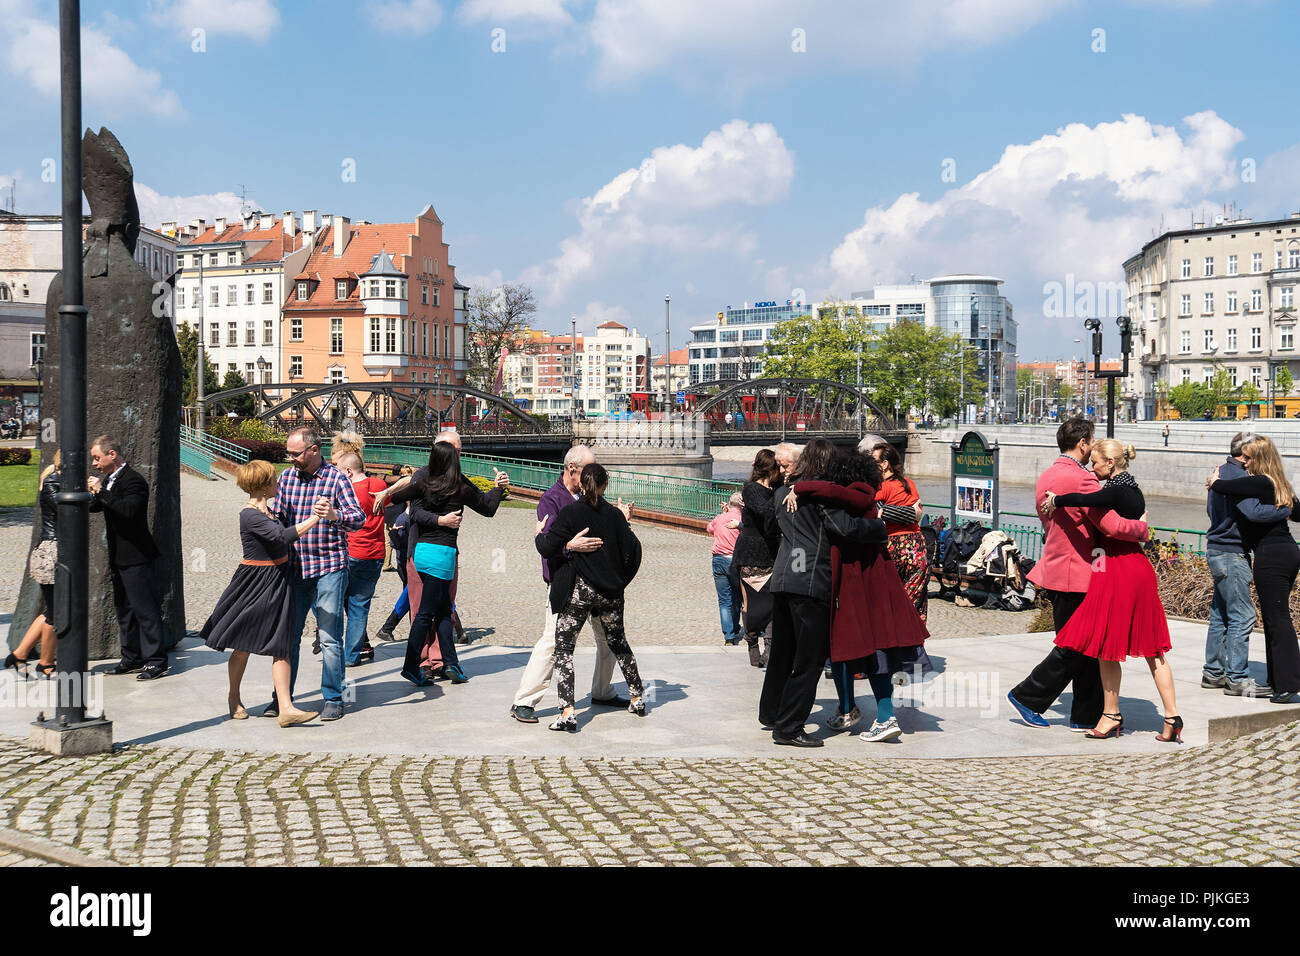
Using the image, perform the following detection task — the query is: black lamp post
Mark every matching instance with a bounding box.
[30,357,44,444]
[1084,316,1134,439]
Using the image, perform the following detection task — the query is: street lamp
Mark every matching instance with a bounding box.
[1083,316,1134,439]
[30,357,44,444]
[255,355,268,418]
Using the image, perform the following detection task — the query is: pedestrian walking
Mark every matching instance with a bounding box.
[336,452,389,667]
[760,438,887,748]
[201,460,321,727]
[266,426,365,721]
[1162,423,1170,447]
[8,451,60,678]
[535,462,646,732]
[1043,441,1180,740]
[1006,418,1150,730]
[510,445,624,724]
[1207,435,1300,704]
[707,492,744,645]
[871,442,929,622]
[89,435,168,681]
[1203,432,1272,697]
[732,449,782,667]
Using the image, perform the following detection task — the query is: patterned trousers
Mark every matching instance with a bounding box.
[552,578,644,709]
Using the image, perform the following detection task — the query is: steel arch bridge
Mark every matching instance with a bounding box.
[685,377,901,434]
[200,381,545,435]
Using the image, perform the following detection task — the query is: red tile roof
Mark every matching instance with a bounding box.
[282,222,421,312]
[596,321,627,329]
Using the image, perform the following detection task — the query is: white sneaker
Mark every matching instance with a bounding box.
[859,717,902,742]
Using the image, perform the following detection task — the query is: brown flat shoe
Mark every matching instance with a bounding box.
[229,698,248,720]
[278,709,318,728]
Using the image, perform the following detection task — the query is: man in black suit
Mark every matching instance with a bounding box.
[89,434,167,680]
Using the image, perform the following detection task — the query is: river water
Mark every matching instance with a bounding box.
[710,462,1212,532]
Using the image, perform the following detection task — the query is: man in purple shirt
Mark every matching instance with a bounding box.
[509,445,629,723]
[264,425,364,721]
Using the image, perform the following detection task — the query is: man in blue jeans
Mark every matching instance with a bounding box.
[267,426,364,721]
[1204,431,1272,697]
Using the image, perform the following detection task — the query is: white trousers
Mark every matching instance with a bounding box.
[512,593,615,709]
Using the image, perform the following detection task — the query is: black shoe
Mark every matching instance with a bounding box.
[823,664,833,680]
[591,694,630,708]
[510,705,538,723]
[1201,674,1228,689]
[773,731,823,748]
[262,699,280,718]
[109,661,143,676]
[136,664,168,681]
[311,627,321,655]
[1269,691,1300,704]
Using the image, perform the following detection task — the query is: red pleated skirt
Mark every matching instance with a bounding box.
[1053,545,1172,661]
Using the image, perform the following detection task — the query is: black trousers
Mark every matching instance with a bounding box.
[1010,589,1101,725]
[111,562,166,668]
[1254,542,1300,694]
[759,593,831,737]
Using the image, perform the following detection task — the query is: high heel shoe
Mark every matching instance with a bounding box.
[33,663,56,679]
[1155,715,1183,743]
[4,652,29,677]
[1084,713,1123,739]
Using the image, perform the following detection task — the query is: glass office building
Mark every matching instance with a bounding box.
[929,275,1017,421]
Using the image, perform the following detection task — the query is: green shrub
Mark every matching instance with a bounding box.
[0,447,32,466]
[469,474,509,500]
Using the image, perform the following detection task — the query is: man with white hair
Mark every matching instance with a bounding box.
[773,443,802,482]
[510,444,626,723]
[857,434,885,455]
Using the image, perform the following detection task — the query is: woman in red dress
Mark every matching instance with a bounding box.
[1042,440,1181,742]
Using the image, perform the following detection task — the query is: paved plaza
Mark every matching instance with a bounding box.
[1,473,1298,865]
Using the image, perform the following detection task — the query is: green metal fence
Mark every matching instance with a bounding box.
[181,426,250,463]
[179,440,215,478]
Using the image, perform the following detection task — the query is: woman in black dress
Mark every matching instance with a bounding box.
[1207,435,1300,704]
[731,449,782,668]
[6,451,61,678]
[202,459,323,727]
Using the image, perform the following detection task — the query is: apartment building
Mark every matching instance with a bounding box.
[1126,211,1300,419]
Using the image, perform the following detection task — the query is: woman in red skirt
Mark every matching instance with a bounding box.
[1042,439,1181,742]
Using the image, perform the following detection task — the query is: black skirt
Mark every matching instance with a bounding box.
[201,562,294,658]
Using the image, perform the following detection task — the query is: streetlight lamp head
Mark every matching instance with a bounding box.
[1084,317,1101,332]
[1116,315,1132,333]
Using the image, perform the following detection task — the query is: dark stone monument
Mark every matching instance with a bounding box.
[10,128,184,660]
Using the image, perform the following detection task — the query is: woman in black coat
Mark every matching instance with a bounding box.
[731,449,782,668]
[535,463,645,732]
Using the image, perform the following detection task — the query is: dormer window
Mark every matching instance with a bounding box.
[336,280,348,300]
[297,282,308,300]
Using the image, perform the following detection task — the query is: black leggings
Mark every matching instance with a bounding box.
[405,572,457,674]
[1254,542,1300,694]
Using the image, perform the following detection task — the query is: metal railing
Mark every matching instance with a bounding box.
[180,426,250,463]
[179,440,216,478]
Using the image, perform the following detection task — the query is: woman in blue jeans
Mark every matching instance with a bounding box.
[706,492,744,644]
[390,442,504,685]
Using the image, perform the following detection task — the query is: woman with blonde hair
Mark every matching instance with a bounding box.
[1208,434,1300,704]
[201,459,323,726]
[1042,439,1181,740]
[6,451,61,677]
[329,429,365,465]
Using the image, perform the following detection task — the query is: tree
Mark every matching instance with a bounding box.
[862,320,979,419]
[1275,365,1294,397]
[218,370,257,417]
[1168,381,1214,420]
[465,283,537,394]
[1205,363,1237,417]
[176,321,220,408]
[761,310,864,381]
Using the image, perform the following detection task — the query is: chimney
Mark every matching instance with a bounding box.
[214,216,226,233]
[259,213,273,230]
[282,211,296,236]
[333,216,351,257]
[243,211,255,229]
[160,221,176,236]
[303,209,317,233]
[321,214,332,228]
[190,218,205,234]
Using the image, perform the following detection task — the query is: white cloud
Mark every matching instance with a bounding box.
[0,0,183,117]
[572,300,633,335]
[457,267,504,292]
[823,112,1244,338]
[366,0,444,34]
[134,183,247,230]
[148,0,280,41]
[457,0,573,25]
[521,119,795,302]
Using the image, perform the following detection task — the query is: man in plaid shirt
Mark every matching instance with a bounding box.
[264,425,364,722]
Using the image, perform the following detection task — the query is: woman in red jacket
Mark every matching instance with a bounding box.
[872,443,928,623]
[791,451,930,742]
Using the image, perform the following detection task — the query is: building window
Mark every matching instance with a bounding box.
[263,282,274,304]
[227,322,237,346]
[1228,254,1238,276]
[177,287,185,309]
[30,332,45,366]
[210,324,219,347]
[331,317,343,354]
[1228,366,1238,387]
[262,369,272,385]
[296,282,308,301]
[1278,249,1285,270]
[245,284,254,305]
[1252,252,1263,273]
[227,251,238,265]
[385,318,397,352]
[1203,293,1214,314]
[1180,259,1191,279]
[1252,366,1262,388]
[336,280,348,300]
[290,355,302,377]
[1291,247,1300,269]
[208,252,218,266]
[245,362,254,380]
[290,317,302,341]
[385,279,397,299]
[1251,327,1262,350]
[1179,331,1190,353]
[227,284,237,305]
[329,368,344,385]
[1227,290,1237,312]
[443,325,449,357]
[1180,294,1191,316]
[421,285,428,305]
[210,287,219,307]
[422,323,428,356]
[263,319,273,345]
[1204,329,1214,352]
[1204,257,1214,277]
[370,317,381,353]
[1251,289,1263,311]
[245,321,255,345]
[227,363,237,376]
[1227,328,1237,350]
[1178,367,1190,384]
[1283,329,1295,350]
[1282,287,1296,309]
[432,287,440,307]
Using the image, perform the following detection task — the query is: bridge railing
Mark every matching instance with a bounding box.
[181,426,251,463]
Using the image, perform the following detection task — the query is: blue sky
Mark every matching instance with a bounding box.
[2,0,1296,359]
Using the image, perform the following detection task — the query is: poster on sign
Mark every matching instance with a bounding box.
[955,477,994,521]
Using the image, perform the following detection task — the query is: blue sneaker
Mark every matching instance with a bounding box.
[401,668,432,686]
[1007,692,1049,728]
[445,663,470,684]
[1067,722,1091,732]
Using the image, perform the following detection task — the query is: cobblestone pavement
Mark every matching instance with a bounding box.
[1,474,1031,645]
[0,848,52,867]
[1,724,1297,866]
